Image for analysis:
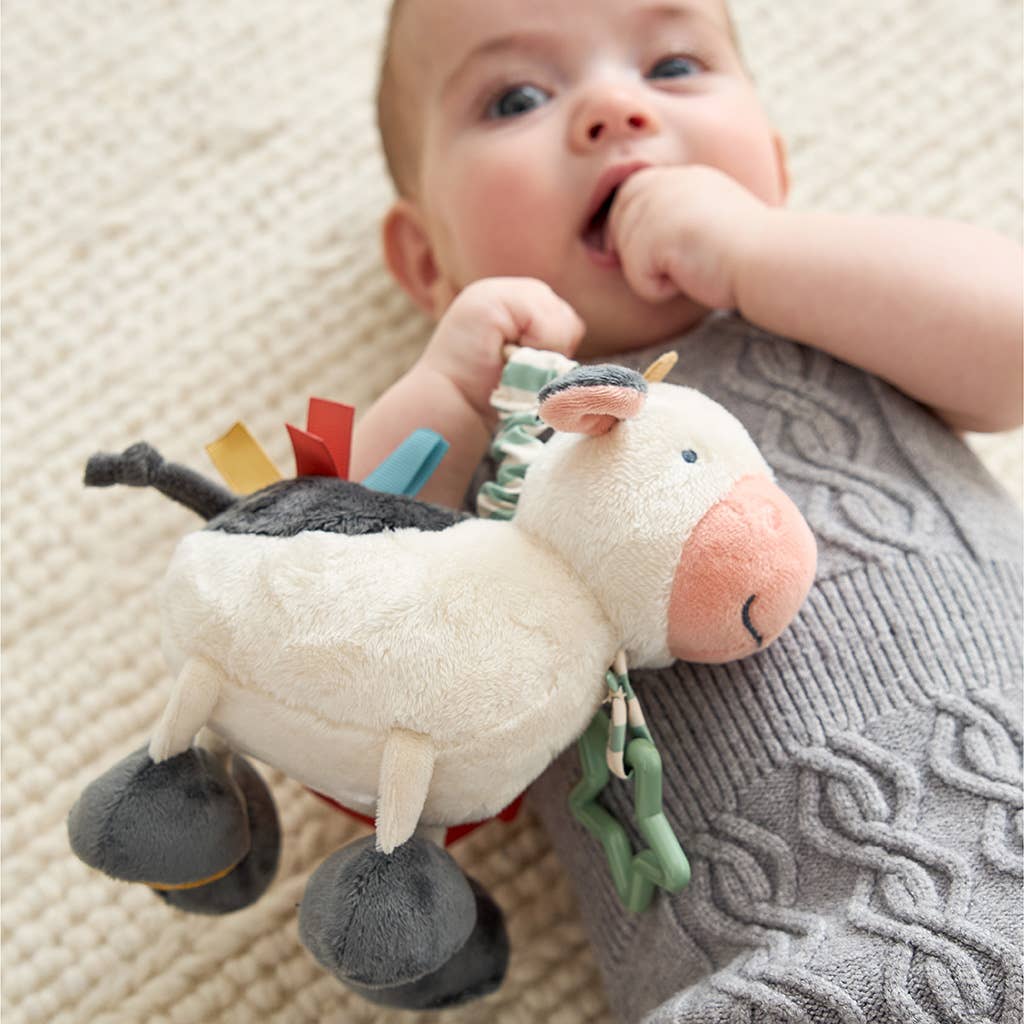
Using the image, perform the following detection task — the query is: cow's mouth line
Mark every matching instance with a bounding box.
[742,594,763,647]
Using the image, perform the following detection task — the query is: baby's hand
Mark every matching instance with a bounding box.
[607,165,772,309]
[419,277,584,418]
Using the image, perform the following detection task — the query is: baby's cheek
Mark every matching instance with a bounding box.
[446,149,565,279]
[683,102,784,206]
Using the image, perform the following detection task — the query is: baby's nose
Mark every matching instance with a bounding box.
[570,88,659,150]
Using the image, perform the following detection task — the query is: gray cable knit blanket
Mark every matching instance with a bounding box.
[532,314,1023,1023]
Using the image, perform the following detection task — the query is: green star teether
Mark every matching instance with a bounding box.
[569,667,691,913]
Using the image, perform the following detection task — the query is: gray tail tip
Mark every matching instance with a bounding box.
[84,442,164,488]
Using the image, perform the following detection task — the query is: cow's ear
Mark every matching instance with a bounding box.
[538,366,648,436]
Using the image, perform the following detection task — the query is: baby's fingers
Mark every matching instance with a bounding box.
[427,278,584,412]
[497,279,585,357]
[608,195,682,303]
[623,261,681,304]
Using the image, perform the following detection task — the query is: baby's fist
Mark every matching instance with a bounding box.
[422,277,584,416]
[607,165,771,309]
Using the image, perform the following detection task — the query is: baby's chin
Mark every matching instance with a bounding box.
[575,289,712,360]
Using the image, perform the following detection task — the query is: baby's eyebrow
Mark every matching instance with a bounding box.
[634,2,732,42]
[439,2,731,103]
[440,31,562,101]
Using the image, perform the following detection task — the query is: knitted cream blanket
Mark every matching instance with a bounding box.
[3,2,1020,1022]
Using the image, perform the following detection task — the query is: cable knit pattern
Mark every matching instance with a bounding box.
[530,316,1023,1023]
[2,1,1020,1023]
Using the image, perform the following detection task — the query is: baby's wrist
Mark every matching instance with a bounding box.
[412,356,496,431]
[732,206,785,317]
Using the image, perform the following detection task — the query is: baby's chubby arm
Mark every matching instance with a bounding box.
[609,166,1023,432]
[351,278,584,509]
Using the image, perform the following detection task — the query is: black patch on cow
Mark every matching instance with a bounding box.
[205,476,468,538]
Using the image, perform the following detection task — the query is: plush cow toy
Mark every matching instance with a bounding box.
[68,362,816,1010]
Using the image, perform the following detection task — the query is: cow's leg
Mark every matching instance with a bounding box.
[298,834,509,1009]
[149,657,223,762]
[374,727,435,853]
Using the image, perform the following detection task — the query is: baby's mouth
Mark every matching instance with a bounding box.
[581,186,618,254]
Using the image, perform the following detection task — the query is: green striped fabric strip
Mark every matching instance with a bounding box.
[500,359,566,394]
[476,347,578,521]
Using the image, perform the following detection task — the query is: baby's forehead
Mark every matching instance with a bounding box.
[393,0,735,76]
[390,0,512,76]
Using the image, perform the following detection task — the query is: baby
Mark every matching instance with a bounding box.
[355,1,1023,1021]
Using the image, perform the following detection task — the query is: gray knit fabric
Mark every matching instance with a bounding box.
[527,312,1024,1024]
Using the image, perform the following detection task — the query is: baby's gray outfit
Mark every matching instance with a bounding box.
[528,312,1023,1023]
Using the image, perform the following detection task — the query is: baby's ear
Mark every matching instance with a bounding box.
[538,366,647,436]
[381,199,453,318]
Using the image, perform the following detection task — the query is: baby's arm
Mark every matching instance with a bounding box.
[736,210,1023,432]
[351,278,583,508]
[609,166,1023,432]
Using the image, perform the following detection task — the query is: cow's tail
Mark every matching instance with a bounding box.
[84,442,234,521]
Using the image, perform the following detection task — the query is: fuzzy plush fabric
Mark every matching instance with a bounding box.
[144,375,807,853]
[206,476,467,538]
[68,746,251,885]
[299,836,479,986]
[518,382,814,667]
[2,2,1020,1023]
[156,519,615,821]
[302,851,509,1011]
[85,443,236,521]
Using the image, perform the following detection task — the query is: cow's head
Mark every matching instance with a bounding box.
[515,365,816,668]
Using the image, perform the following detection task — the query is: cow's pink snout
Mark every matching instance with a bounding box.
[667,475,816,663]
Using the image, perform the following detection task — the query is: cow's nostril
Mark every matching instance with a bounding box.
[742,594,763,647]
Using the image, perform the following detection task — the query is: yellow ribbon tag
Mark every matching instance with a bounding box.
[205,422,282,494]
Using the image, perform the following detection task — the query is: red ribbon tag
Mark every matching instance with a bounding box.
[287,398,355,480]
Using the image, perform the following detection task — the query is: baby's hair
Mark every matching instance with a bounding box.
[376,0,416,197]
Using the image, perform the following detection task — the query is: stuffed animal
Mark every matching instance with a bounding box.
[68,359,816,1010]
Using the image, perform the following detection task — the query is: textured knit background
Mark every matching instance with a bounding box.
[2,2,1021,1023]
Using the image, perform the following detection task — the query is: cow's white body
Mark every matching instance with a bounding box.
[160,518,613,826]
[150,379,815,852]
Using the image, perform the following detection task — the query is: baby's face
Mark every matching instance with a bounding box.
[391,0,787,354]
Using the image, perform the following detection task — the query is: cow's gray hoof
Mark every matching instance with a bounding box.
[347,877,509,1009]
[155,754,280,915]
[68,744,250,887]
[298,835,508,1008]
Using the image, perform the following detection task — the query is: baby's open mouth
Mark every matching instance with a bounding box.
[581,186,619,254]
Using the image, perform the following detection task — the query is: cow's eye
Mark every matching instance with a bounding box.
[681,449,698,463]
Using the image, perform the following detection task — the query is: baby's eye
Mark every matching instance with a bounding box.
[485,84,551,120]
[681,449,698,463]
[648,55,703,80]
